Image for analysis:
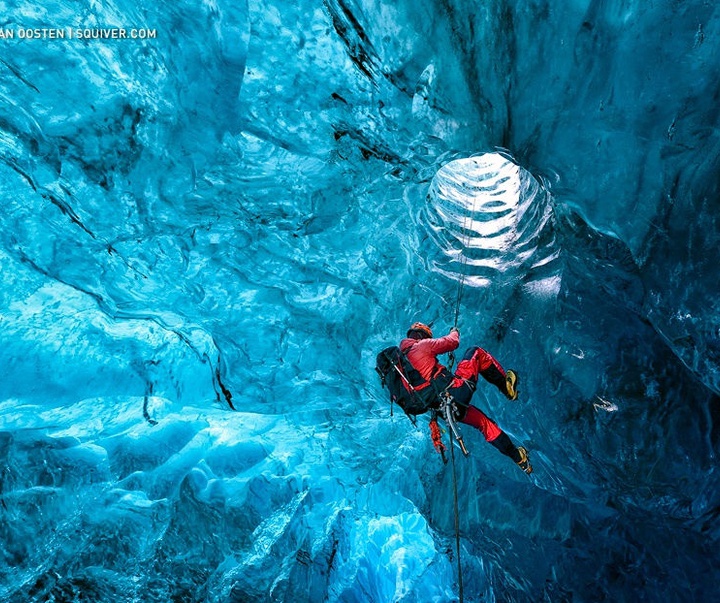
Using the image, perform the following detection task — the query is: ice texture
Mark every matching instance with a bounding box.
[1,1,719,602]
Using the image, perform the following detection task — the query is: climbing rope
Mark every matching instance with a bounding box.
[448,165,480,370]
[448,418,464,603]
[452,264,466,331]
[436,161,486,601]
[434,394,468,602]
[453,163,479,326]
[444,182,478,598]
[448,253,466,372]
[429,407,465,602]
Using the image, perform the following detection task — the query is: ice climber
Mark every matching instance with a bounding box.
[378,322,532,474]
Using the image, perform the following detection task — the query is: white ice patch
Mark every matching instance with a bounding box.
[593,396,618,412]
[424,152,557,288]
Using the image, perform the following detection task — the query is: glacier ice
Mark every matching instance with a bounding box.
[1,0,719,602]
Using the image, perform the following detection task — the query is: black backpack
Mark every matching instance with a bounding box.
[375,346,438,416]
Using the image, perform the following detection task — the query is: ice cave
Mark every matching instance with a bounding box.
[1,1,719,601]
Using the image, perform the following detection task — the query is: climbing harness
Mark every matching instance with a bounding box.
[440,391,469,457]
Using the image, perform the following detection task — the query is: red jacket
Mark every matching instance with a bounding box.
[400,330,459,385]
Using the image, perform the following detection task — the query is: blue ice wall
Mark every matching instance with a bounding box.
[1,1,719,602]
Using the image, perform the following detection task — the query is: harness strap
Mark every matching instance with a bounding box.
[381,349,421,426]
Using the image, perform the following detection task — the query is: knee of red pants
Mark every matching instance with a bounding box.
[455,347,497,380]
[460,404,502,441]
[472,347,498,372]
[454,360,476,381]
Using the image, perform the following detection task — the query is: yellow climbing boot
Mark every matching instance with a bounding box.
[505,369,519,401]
[516,446,532,474]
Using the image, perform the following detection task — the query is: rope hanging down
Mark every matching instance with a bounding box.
[435,164,483,602]
[440,394,469,603]
[452,259,467,331]
[446,188,478,602]
[448,172,479,371]
[448,421,464,603]
[448,242,467,372]
[452,164,479,328]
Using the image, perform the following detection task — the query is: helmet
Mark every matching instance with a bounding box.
[407,322,433,339]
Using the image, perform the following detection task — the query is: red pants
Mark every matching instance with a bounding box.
[452,346,507,389]
[447,347,508,442]
[461,404,501,442]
